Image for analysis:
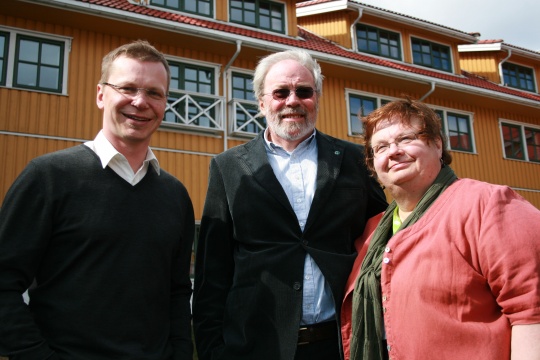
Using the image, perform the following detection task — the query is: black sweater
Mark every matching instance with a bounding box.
[0,145,194,359]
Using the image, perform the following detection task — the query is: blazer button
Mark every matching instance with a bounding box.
[302,239,308,246]
[293,282,302,291]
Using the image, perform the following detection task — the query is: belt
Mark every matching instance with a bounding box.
[297,320,337,345]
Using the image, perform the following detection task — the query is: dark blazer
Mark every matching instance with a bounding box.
[193,131,387,360]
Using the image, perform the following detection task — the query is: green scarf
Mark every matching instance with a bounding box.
[349,166,457,360]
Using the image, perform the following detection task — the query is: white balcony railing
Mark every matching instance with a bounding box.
[160,91,266,137]
[229,99,266,137]
[162,90,224,132]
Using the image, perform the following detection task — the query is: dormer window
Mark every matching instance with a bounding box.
[230,0,285,34]
[151,0,212,17]
[502,62,536,92]
[356,24,401,60]
[411,37,452,72]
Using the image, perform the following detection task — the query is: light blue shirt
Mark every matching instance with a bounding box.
[264,129,335,325]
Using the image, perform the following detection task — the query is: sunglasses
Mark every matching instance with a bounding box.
[267,87,315,101]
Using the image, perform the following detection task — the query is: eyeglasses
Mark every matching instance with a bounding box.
[265,87,315,101]
[101,82,167,101]
[371,132,424,157]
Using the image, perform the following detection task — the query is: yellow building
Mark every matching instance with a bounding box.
[1,0,539,224]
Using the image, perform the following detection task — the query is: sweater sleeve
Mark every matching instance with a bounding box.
[170,182,196,359]
[0,161,58,359]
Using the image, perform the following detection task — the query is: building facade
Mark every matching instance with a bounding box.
[1,0,539,224]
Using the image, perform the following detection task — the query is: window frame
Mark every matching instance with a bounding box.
[0,26,71,95]
[500,119,540,163]
[502,62,537,93]
[356,23,402,61]
[0,31,9,86]
[162,56,224,133]
[228,68,266,138]
[433,109,475,153]
[150,0,213,18]
[411,37,453,73]
[229,0,286,34]
[346,90,393,137]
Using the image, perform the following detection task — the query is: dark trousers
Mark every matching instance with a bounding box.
[294,336,341,360]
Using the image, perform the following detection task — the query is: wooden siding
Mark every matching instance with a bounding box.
[298,10,355,49]
[1,1,539,214]
[459,52,501,83]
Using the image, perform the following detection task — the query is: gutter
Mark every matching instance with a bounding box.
[498,49,512,86]
[222,40,242,152]
[419,81,436,101]
[350,7,363,53]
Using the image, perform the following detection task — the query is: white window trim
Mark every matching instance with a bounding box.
[161,55,225,134]
[227,0,289,35]
[345,89,395,137]
[130,0,216,20]
[227,67,263,138]
[409,35,455,74]
[432,105,476,154]
[0,25,71,95]
[354,22,405,62]
[501,61,538,94]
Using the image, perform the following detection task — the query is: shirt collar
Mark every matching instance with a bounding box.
[264,128,317,154]
[89,130,160,175]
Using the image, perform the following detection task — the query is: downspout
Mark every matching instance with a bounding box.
[222,40,242,152]
[498,49,512,86]
[419,81,436,101]
[350,8,363,52]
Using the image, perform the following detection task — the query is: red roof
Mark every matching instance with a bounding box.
[71,0,540,103]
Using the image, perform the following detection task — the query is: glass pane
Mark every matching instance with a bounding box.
[244,11,256,24]
[17,63,38,86]
[230,9,243,22]
[41,43,60,66]
[19,39,39,62]
[260,16,270,29]
[185,68,197,81]
[271,18,282,31]
[39,66,60,89]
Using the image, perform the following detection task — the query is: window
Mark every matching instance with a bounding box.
[230,0,285,33]
[435,109,474,152]
[0,31,8,86]
[0,27,70,94]
[164,61,223,131]
[501,121,540,162]
[356,24,401,60]
[347,92,391,136]
[151,0,212,17]
[411,38,452,72]
[230,72,266,136]
[502,62,536,92]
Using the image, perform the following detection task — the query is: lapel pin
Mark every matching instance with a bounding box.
[334,151,341,155]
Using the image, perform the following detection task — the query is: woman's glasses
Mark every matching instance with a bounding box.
[371,132,424,157]
[266,87,315,101]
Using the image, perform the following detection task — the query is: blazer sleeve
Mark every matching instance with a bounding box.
[193,158,235,360]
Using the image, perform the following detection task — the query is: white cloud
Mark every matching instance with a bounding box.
[358,0,540,51]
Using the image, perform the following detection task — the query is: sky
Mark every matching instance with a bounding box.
[357,0,540,52]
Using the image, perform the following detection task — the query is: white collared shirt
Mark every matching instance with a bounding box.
[84,130,160,185]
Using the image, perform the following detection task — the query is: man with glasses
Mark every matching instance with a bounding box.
[193,49,387,360]
[0,40,194,359]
